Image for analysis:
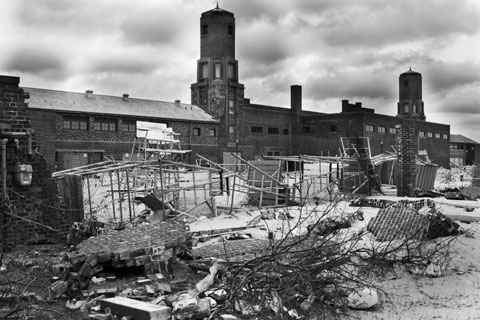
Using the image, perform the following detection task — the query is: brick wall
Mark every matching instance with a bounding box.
[396,125,417,197]
[0,76,70,248]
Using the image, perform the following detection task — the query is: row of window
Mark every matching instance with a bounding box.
[366,125,448,139]
[193,127,217,137]
[63,116,136,133]
[251,125,338,135]
[365,125,396,134]
[199,62,237,80]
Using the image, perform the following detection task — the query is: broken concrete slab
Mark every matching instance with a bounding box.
[460,186,480,200]
[99,296,171,320]
[367,207,429,241]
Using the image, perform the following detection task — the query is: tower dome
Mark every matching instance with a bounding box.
[397,68,425,121]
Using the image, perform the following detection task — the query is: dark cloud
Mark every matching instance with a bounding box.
[15,0,119,33]
[424,62,480,92]
[304,71,395,101]
[315,0,480,48]
[4,48,66,79]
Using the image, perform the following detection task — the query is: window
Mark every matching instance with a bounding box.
[389,128,396,134]
[435,133,440,139]
[228,126,235,134]
[302,126,311,134]
[63,115,88,130]
[267,151,280,156]
[215,63,222,79]
[330,125,337,132]
[283,128,289,135]
[268,127,279,135]
[193,127,201,136]
[419,131,425,137]
[227,63,236,79]
[413,103,417,113]
[427,132,433,138]
[403,103,409,113]
[209,129,216,137]
[228,24,234,35]
[365,125,374,132]
[251,126,263,134]
[443,134,448,140]
[94,118,117,132]
[122,120,136,133]
[404,80,409,86]
[228,100,234,114]
[201,24,208,35]
[200,63,208,79]
[378,126,386,133]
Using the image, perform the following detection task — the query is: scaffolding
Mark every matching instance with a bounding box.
[53,159,222,223]
[131,125,191,162]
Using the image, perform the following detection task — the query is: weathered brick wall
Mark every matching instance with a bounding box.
[0,75,70,248]
[396,125,417,197]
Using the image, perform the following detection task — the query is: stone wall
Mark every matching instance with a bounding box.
[0,75,70,248]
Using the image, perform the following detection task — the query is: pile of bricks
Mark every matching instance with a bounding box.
[396,125,417,197]
[192,239,270,261]
[69,221,189,273]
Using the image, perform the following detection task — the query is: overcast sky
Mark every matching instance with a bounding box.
[1,0,480,141]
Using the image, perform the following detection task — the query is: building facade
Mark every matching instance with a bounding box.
[192,6,450,167]
[26,88,220,170]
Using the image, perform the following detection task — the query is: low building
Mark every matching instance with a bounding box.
[26,88,219,170]
[450,134,480,166]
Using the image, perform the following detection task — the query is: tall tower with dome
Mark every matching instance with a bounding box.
[190,4,245,155]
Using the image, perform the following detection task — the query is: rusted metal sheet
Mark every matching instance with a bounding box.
[415,163,438,191]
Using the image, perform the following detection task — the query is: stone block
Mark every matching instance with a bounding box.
[99,296,171,320]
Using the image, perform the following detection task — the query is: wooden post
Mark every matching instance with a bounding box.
[86,176,93,219]
[125,169,132,222]
[108,171,116,220]
[192,170,198,205]
[159,161,167,218]
[116,170,123,222]
[259,174,265,208]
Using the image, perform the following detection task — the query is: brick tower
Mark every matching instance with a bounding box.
[191,4,245,158]
[396,68,426,121]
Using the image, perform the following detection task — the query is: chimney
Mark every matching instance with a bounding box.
[85,90,94,98]
[291,85,302,113]
[175,99,181,104]
[355,102,362,108]
[122,93,129,101]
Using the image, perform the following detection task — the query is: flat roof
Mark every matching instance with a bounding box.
[24,87,218,123]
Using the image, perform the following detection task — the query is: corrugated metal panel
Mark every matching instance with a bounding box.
[415,163,438,191]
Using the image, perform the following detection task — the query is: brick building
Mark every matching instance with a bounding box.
[192,6,450,167]
[25,88,219,170]
[450,134,480,166]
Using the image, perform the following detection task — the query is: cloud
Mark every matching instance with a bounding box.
[3,48,66,79]
[120,8,183,46]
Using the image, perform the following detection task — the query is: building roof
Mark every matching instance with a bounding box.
[450,134,480,145]
[401,67,421,75]
[202,4,233,16]
[24,87,218,123]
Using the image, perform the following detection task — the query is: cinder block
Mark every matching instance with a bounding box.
[99,296,171,320]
